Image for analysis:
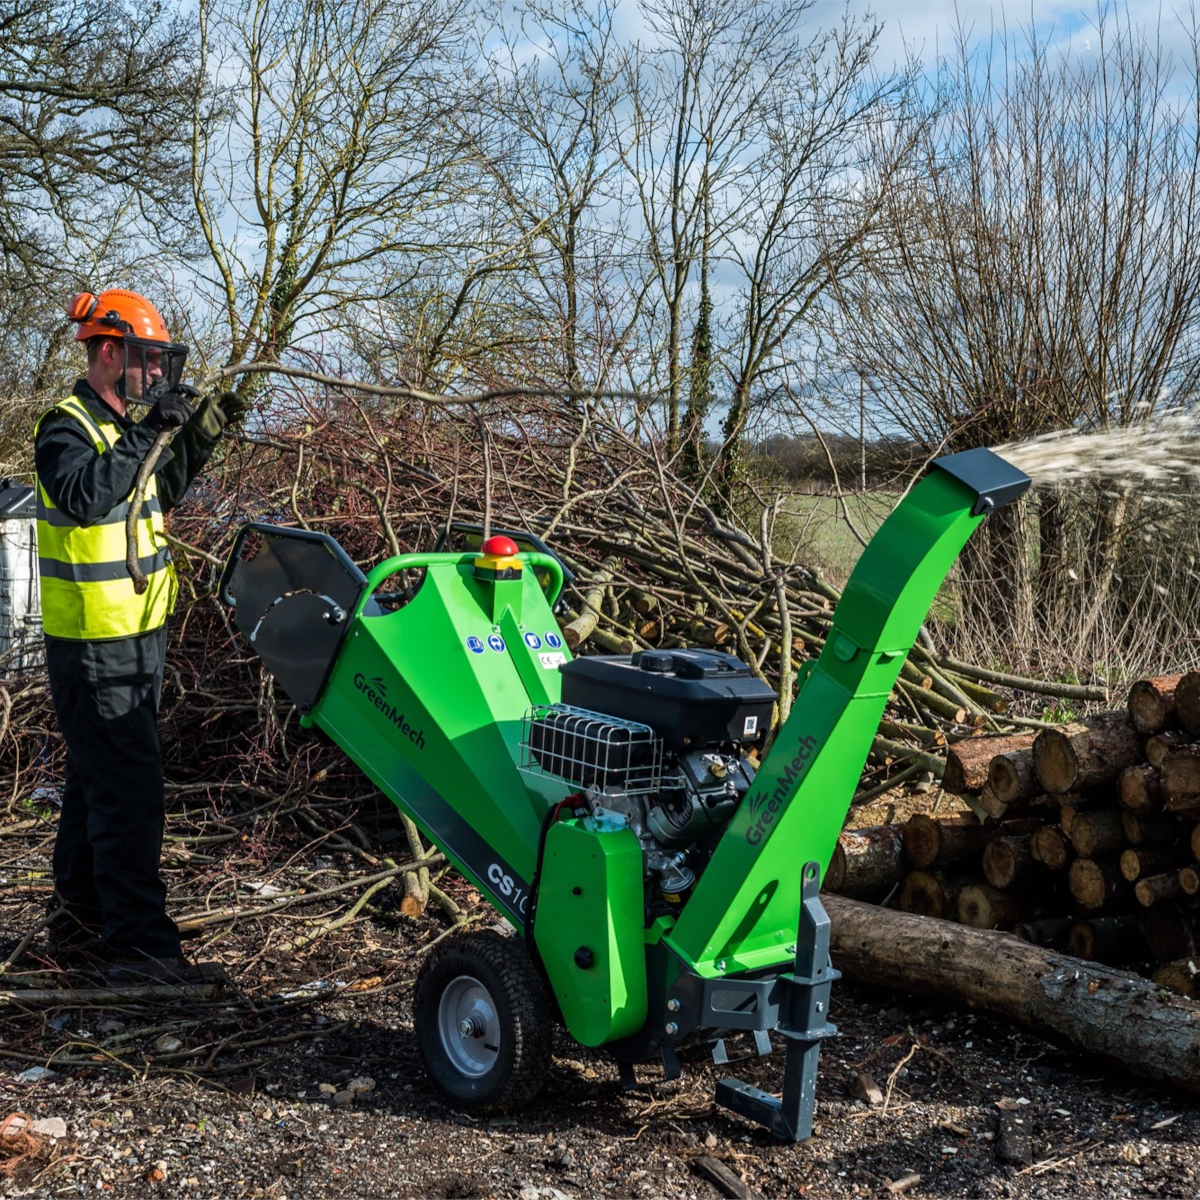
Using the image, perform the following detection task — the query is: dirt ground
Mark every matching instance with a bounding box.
[3,799,1200,1200]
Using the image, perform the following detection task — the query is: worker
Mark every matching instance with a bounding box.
[32,289,247,985]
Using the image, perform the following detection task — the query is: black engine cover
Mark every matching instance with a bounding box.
[559,649,776,749]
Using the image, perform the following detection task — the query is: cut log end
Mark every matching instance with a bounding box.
[957,883,1024,930]
[1117,765,1164,816]
[1176,671,1200,736]
[1033,714,1139,795]
[1030,825,1073,871]
[1068,858,1122,911]
[902,812,987,870]
[1127,675,1183,735]
[897,871,959,920]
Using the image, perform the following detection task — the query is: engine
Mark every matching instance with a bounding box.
[527,649,777,907]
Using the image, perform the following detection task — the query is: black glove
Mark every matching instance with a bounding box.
[143,383,200,432]
[194,390,250,440]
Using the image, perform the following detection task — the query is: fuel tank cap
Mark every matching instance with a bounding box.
[638,651,674,673]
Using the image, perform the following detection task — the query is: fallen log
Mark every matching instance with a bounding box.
[1120,845,1187,883]
[1121,812,1177,846]
[1136,871,1185,908]
[1145,731,1190,769]
[1162,747,1200,812]
[1067,914,1142,964]
[982,835,1036,890]
[825,894,1200,1099]
[1014,916,1073,950]
[975,783,1008,820]
[957,882,1025,930]
[1029,825,1073,871]
[896,870,962,920]
[979,789,1059,823]
[1068,857,1123,911]
[987,747,1039,806]
[1067,810,1126,859]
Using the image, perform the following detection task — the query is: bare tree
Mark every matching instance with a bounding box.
[189,0,482,382]
[0,0,202,406]
[475,0,640,398]
[827,9,1200,665]
[712,11,922,504]
[616,0,820,451]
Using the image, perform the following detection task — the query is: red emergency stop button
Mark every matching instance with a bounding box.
[481,535,519,557]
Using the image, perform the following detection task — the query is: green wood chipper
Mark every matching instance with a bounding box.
[219,447,1030,1141]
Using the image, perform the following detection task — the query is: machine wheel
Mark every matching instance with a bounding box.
[413,927,553,1113]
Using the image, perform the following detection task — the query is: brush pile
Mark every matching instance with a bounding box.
[1,390,1109,823]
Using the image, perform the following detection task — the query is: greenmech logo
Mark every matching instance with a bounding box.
[745,735,818,846]
[353,672,426,751]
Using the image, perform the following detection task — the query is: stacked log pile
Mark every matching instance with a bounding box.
[827,672,1200,997]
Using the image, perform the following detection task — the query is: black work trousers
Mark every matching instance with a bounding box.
[45,626,182,960]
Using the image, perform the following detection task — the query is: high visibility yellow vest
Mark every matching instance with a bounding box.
[35,395,178,640]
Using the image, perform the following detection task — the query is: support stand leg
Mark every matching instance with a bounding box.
[714,862,839,1142]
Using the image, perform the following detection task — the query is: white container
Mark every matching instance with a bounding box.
[0,481,42,671]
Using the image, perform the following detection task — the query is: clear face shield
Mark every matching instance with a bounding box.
[119,335,190,404]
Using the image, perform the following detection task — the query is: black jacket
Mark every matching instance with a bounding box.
[34,379,218,525]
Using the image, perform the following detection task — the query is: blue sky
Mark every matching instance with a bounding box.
[809,0,1193,71]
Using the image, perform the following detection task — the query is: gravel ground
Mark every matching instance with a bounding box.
[4,939,1200,1198]
[3,805,1200,1198]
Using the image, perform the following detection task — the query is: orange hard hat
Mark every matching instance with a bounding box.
[66,290,172,343]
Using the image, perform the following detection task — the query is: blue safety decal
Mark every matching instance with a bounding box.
[545,631,562,649]
[487,633,506,653]
[466,635,485,654]
[524,632,542,650]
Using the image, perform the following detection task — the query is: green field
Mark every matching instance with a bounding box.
[770,491,959,623]
[772,493,897,587]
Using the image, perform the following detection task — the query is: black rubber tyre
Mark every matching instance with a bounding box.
[413,927,553,1113]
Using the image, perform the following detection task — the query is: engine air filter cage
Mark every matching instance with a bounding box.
[521,704,665,795]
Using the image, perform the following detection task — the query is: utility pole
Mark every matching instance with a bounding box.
[858,367,867,492]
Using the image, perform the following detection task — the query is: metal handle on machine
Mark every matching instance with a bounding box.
[353,550,565,620]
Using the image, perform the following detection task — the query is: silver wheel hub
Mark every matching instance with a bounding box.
[438,974,501,1078]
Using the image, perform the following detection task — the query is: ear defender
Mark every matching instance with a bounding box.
[66,293,100,323]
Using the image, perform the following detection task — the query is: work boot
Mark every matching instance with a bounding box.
[0,912,103,969]
[45,909,104,963]
[103,954,227,988]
